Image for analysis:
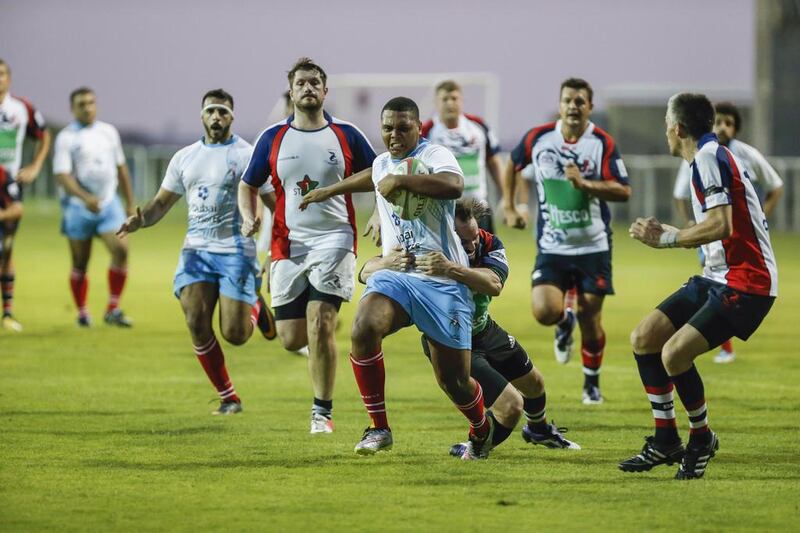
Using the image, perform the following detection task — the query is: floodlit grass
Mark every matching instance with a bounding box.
[1,201,798,531]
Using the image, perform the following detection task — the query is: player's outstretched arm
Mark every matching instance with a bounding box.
[501,159,526,229]
[629,205,732,249]
[117,163,136,216]
[358,247,414,283]
[378,171,463,200]
[299,168,374,210]
[117,188,181,237]
[416,252,502,296]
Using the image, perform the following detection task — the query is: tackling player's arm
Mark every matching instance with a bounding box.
[116,188,182,236]
[55,172,101,214]
[416,251,502,296]
[377,170,463,200]
[298,167,374,210]
[629,204,732,249]
[357,247,415,283]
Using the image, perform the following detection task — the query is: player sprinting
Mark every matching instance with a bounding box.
[502,78,631,405]
[238,58,376,433]
[360,198,580,455]
[0,167,23,286]
[53,88,135,327]
[118,89,276,415]
[622,92,777,480]
[300,96,494,460]
[421,80,504,232]
[672,101,783,364]
[0,59,51,332]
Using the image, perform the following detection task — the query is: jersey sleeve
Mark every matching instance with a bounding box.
[595,131,629,185]
[510,133,532,171]
[478,232,509,285]
[22,98,46,141]
[52,131,73,175]
[160,150,186,196]
[693,151,731,211]
[485,126,501,158]
[242,129,274,188]
[347,127,377,173]
[739,143,783,192]
[673,160,691,200]
[424,144,463,176]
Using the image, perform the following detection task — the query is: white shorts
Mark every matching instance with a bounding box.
[269,248,356,308]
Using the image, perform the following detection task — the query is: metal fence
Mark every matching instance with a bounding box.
[25,146,800,232]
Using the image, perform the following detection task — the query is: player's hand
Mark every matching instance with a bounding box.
[15,163,42,185]
[362,209,382,246]
[629,216,667,248]
[564,162,585,190]
[241,216,261,237]
[503,206,526,229]
[416,251,451,277]
[84,196,101,214]
[299,187,332,210]
[377,175,404,201]
[117,206,145,237]
[382,246,414,272]
[516,203,530,226]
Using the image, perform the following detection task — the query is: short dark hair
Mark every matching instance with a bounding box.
[287,57,327,86]
[202,88,234,109]
[381,97,419,120]
[0,58,8,73]
[454,198,489,223]
[435,80,461,94]
[560,77,593,103]
[714,101,742,133]
[668,93,715,140]
[70,87,94,105]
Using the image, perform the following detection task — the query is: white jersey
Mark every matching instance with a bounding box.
[511,120,629,255]
[373,140,469,284]
[242,112,376,260]
[0,93,47,178]
[53,120,125,208]
[162,135,267,257]
[421,114,500,202]
[674,138,783,200]
[690,134,777,297]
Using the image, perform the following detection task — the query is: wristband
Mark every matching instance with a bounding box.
[658,231,679,248]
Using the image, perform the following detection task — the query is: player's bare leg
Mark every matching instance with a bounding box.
[306,300,339,433]
[67,238,93,326]
[512,368,581,449]
[532,284,576,364]
[276,318,309,352]
[1,236,22,331]
[350,293,407,454]
[98,231,131,327]
[576,292,606,404]
[180,283,242,415]
[217,294,255,346]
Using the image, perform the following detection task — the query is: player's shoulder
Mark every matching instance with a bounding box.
[7,94,35,111]
[463,113,490,131]
[478,229,503,251]
[172,140,204,163]
[522,121,558,145]
[329,115,373,144]
[589,123,617,146]
[728,138,761,159]
[253,118,291,146]
[420,118,435,136]
[232,135,253,150]
[94,120,121,136]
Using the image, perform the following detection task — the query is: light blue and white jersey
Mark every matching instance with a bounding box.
[373,140,469,284]
[161,135,268,257]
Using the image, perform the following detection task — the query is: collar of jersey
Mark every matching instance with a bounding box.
[70,119,96,130]
[202,135,238,147]
[697,133,718,149]
[555,119,594,144]
[285,111,333,133]
[391,138,429,163]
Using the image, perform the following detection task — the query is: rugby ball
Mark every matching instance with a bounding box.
[388,158,430,220]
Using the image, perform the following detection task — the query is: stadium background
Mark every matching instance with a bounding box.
[2,0,799,531]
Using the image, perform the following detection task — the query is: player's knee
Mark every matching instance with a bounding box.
[277,328,306,351]
[532,304,561,326]
[351,314,382,349]
[310,306,337,337]
[221,323,249,346]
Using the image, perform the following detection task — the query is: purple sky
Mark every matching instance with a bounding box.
[1,0,754,145]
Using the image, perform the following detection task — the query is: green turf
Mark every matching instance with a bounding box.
[1,201,798,532]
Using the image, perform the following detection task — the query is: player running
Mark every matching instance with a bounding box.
[0,59,51,332]
[238,58,376,433]
[672,101,783,364]
[421,80,504,232]
[118,89,276,415]
[502,78,631,405]
[359,198,580,455]
[53,88,135,327]
[300,96,494,460]
[622,93,777,480]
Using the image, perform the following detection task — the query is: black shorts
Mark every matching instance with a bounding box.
[273,284,343,320]
[421,318,532,407]
[657,276,775,348]
[532,251,614,295]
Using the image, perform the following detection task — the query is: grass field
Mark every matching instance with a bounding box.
[1,201,798,532]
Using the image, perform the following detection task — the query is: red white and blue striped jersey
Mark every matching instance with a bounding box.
[0,93,47,178]
[242,112,376,260]
[511,120,629,255]
[690,134,778,297]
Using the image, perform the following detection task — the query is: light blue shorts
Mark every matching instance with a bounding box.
[363,270,474,350]
[173,249,260,305]
[61,196,126,240]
